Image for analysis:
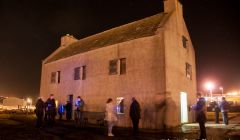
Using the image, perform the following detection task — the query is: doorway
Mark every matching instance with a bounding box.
[67,94,74,119]
[180,92,188,123]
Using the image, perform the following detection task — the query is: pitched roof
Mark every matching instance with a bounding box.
[45,12,170,63]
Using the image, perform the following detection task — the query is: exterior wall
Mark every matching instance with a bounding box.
[40,35,166,129]
[161,8,197,126]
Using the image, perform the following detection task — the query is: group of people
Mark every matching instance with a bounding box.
[212,97,230,125]
[35,94,85,128]
[35,94,141,137]
[57,96,85,124]
[105,97,141,137]
[35,94,57,127]
[193,94,230,140]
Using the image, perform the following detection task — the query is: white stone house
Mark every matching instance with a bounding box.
[40,0,197,129]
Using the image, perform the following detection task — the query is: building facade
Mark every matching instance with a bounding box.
[40,0,196,129]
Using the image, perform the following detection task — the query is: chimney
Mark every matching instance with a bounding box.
[164,0,182,14]
[60,34,78,47]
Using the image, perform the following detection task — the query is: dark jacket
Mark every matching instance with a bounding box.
[196,97,207,123]
[130,100,141,120]
[212,101,220,112]
[65,102,72,112]
[35,99,45,115]
[46,98,56,114]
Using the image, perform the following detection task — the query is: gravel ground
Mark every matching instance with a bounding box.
[0,114,240,140]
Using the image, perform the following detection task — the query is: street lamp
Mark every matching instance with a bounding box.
[219,87,224,97]
[26,98,32,114]
[205,82,215,102]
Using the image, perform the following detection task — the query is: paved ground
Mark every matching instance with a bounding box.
[0,114,240,140]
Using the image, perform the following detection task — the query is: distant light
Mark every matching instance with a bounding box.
[205,82,215,90]
[219,87,223,90]
[26,98,32,104]
[227,92,238,96]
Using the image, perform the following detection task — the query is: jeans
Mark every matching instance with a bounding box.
[222,112,228,125]
[76,111,83,124]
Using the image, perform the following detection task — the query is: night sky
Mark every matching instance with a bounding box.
[0,0,239,98]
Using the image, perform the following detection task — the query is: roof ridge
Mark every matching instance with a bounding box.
[72,13,165,44]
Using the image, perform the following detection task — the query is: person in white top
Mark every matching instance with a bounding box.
[105,98,118,136]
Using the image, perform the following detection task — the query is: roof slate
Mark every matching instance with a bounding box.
[45,12,169,63]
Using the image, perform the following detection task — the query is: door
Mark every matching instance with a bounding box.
[67,94,74,119]
[180,92,188,123]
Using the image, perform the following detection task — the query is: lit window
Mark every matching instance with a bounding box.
[109,59,118,75]
[182,36,188,48]
[186,63,192,79]
[120,58,126,74]
[74,67,80,80]
[116,97,124,114]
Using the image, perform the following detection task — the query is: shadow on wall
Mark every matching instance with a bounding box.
[154,92,177,129]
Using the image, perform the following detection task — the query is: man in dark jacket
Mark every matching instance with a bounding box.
[212,101,220,123]
[195,97,207,140]
[130,97,141,135]
[65,101,72,121]
[45,94,56,125]
[35,97,45,127]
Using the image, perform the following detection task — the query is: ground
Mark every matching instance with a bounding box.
[0,114,240,140]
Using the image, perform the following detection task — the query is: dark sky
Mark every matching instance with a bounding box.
[0,0,239,98]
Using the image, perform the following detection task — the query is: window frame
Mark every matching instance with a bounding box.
[109,59,118,75]
[185,63,192,80]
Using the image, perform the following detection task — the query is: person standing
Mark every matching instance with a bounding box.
[46,94,57,125]
[195,96,207,140]
[35,97,45,128]
[65,101,72,121]
[58,104,65,121]
[75,96,84,126]
[212,101,220,123]
[129,97,141,135]
[105,98,117,137]
[220,97,229,125]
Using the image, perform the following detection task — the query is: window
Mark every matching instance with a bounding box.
[182,36,188,48]
[120,58,126,74]
[57,71,61,83]
[116,97,124,114]
[51,72,56,83]
[109,58,126,75]
[74,67,80,80]
[109,59,118,75]
[51,71,61,84]
[82,65,86,80]
[186,63,192,79]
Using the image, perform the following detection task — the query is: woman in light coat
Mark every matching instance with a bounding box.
[105,98,117,136]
